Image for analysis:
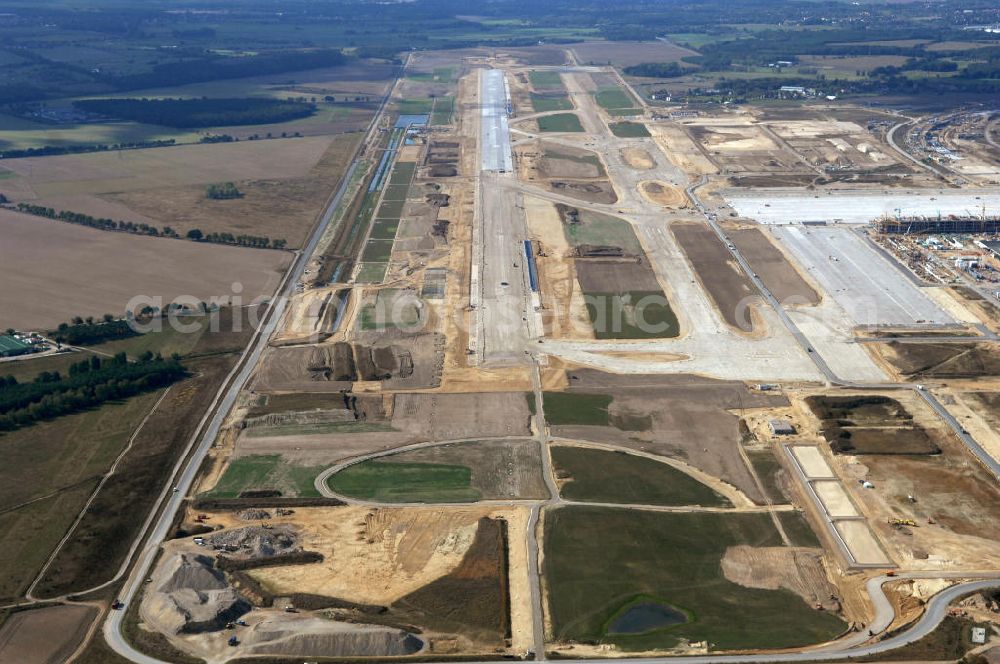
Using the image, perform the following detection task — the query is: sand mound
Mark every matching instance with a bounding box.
[639,180,686,207]
[209,526,299,558]
[244,616,423,657]
[144,553,251,635]
[721,545,839,610]
[621,147,655,170]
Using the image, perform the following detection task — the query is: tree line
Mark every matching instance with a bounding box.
[73,97,316,129]
[185,229,287,249]
[15,203,288,250]
[0,139,175,160]
[0,353,186,432]
[51,317,137,346]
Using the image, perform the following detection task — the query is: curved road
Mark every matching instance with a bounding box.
[103,73,1000,663]
[102,60,403,663]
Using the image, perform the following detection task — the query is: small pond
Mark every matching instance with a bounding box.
[607,601,687,634]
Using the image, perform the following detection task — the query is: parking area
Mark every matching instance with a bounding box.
[772,225,954,326]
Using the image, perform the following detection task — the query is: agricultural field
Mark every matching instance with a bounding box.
[536,113,585,133]
[329,439,548,502]
[543,507,846,651]
[571,40,699,67]
[0,309,259,604]
[530,92,573,112]
[204,455,326,498]
[551,446,730,506]
[609,121,651,138]
[0,209,288,329]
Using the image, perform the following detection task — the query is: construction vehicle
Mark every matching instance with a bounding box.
[888,517,917,527]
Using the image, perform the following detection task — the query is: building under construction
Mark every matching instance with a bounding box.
[871,213,1000,235]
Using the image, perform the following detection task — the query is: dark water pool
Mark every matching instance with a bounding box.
[608,601,687,634]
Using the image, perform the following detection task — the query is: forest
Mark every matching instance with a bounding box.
[0,353,186,432]
[73,97,316,129]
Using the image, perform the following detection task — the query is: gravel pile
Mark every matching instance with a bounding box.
[208,526,299,559]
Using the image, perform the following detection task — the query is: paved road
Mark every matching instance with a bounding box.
[103,62,402,664]
[480,68,514,172]
[686,178,1000,481]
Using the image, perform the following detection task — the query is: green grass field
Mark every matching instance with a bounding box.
[539,392,612,426]
[778,511,821,548]
[370,217,400,240]
[530,92,573,112]
[396,98,434,115]
[543,507,846,651]
[431,96,454,125]
[382,184,410,201]
[595,88,636,110]
[606,107,642,117]
[389,161,416,185]
[551,446,730,507]
[361,238,394,263]
[328,460,481,502]
[355,262,388,283]
[585,290,680,339]
[205,454,326,498]
[610,121,651,138]
[377,197,406,218]
[537,113,584,132]
[529,70,564,90]
[563,210,641,253]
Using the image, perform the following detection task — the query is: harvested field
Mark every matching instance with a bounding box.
[730,228,819,306]
[574,259,661,292]
[673,222,758,332]
[638,180,686,207]
[620,147,655,170]
[103,134,362,248]
[3,137,337,198]
[721,546,839,610]
[0,209,288,330]
[375,439,548,500]
[391,393,533,441]
[551,445,730,506]
[879,342,1000,378]
[543,507,845,651]
[0,604,98,664]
